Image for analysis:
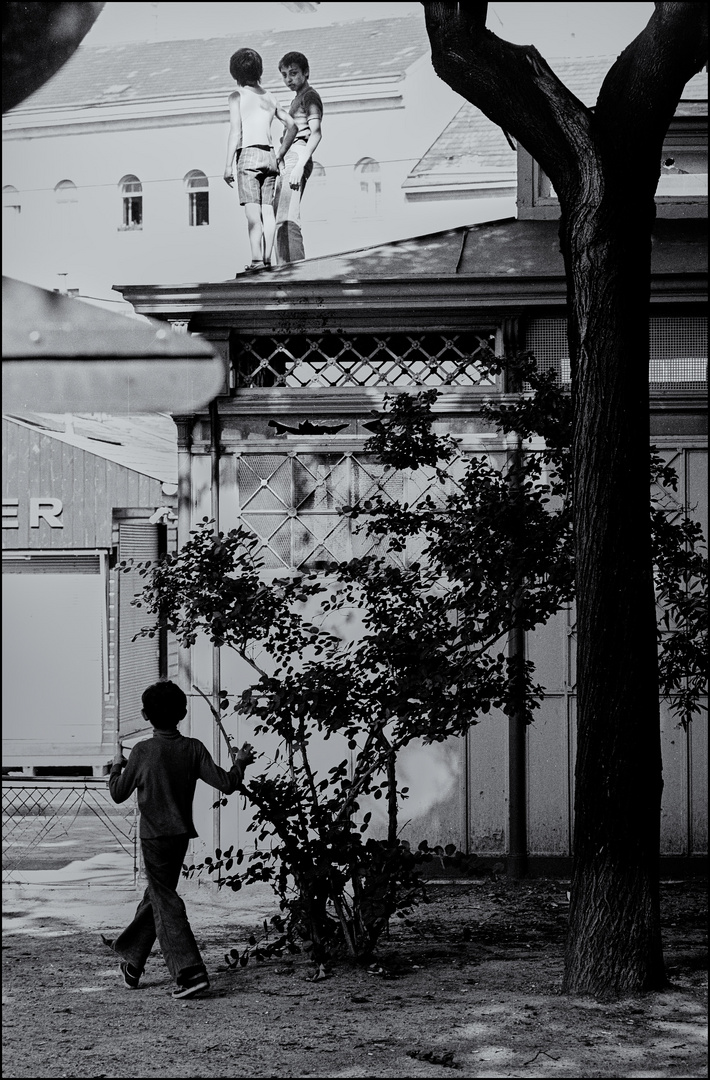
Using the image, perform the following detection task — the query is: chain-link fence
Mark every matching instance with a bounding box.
[2,778,138,885]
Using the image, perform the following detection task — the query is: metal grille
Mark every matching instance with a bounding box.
[2,555,100,574]
[525,317,707,388]
[236,450,467,570]
[649,317,707,388]
[233,332,499,388]
[2,778,138,885]
[525,319,570,383]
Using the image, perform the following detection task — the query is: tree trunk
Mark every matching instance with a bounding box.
[420,0,708,997]
[386,749,398,846]
[561,181,665,994]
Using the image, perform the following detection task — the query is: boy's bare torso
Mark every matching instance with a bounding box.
[233,84,277,148]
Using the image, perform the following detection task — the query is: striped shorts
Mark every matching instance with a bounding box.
[236,144,278,206]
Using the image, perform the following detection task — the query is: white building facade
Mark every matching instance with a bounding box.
[2,16,515,307]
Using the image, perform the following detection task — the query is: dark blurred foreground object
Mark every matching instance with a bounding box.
[2,277,227,412]
[3,1,105,113]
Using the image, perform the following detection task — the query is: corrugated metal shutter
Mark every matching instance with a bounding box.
[2,555,100,574]
[118,523,161,738]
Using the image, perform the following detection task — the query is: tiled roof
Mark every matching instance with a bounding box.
[407,58,707,186]
[550,56,706,107]
[12,16,430,110]
[2,412,178,485]
[404,104,516,187]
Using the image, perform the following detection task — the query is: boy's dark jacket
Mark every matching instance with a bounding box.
[109,729,245,838]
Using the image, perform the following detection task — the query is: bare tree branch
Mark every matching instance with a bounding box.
[422,1,596,192]
[594,3,708,184]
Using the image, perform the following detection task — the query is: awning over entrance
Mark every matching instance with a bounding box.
[2,277,227,412]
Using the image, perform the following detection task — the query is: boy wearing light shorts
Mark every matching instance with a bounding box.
[224,48,296,272]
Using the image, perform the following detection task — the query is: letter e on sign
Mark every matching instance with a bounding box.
[2,498,19,528]
[30,498,64,528]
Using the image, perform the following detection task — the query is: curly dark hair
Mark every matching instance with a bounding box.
[230,47,263,84]
[141,680,187,729]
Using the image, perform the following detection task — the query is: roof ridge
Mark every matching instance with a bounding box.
[77,13,422,48]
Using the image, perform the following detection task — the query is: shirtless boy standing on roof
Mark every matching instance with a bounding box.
[224,48,296,272]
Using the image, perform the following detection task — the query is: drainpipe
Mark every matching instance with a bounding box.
[209,397,221,854]
[502,317,528,880]
[173,414,194,722]
[507,585,528,880]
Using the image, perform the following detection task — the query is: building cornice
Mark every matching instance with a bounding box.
[172,387,708,426]
[402,172,516,190]
[403,176,517,202]
[114,273,707,333]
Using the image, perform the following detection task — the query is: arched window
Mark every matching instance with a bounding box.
[354,157,381,216]
[55,179,78,205]
[119,174,142,229]
[54,180,78,237]
[3,184,21,218]
[185,170,209,227]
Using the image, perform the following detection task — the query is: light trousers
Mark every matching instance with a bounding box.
[274,144,313,264]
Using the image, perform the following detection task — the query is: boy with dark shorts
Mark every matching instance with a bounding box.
[224,47,296,271]
[104,680,255,999]
[274,51,324,264]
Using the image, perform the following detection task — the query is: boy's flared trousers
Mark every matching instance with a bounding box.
[112,834,205,983]
[274,145,312,264]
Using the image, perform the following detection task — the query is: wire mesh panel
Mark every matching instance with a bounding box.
[235,450,467,570]
[525,318,570,382]
[233,331,499,388]
[649,317,707,388]
[525,316,707,388]
[2,779,138,884]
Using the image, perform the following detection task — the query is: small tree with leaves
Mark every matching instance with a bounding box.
[126,351,706,966]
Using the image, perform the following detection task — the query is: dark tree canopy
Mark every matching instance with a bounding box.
[3,1,105,113]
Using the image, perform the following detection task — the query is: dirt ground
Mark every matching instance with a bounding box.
[2,875,707,1079]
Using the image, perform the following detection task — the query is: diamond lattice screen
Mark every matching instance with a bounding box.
[235,450,468,570]
[233,332,498,388]
[525,317,707,388]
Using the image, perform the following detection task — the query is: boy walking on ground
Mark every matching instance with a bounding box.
[104,679,255,999]
[274,51,323,264]
[224,47,296,272]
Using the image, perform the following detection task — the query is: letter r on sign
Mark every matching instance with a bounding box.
[29,498,64,528]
